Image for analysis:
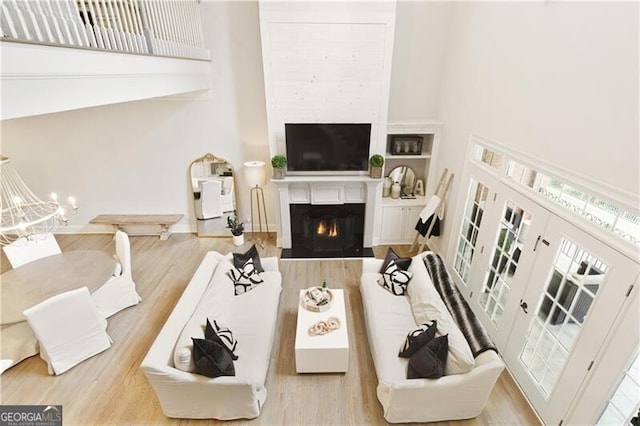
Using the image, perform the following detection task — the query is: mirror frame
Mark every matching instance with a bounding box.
[387,165,417,194]
[189,153,238,237]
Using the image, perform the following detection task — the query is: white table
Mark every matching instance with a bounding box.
[295,288,349,373]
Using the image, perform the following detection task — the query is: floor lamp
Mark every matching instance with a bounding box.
[243,161,270,245]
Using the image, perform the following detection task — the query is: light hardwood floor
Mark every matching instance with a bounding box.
[0,233,540,425]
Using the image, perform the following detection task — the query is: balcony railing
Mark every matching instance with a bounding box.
[0,0,209,60]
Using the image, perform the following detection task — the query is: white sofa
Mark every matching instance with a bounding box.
[360,253,505,423]
[140,251,282,420]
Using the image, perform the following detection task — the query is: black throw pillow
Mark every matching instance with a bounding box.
[407,334,449,380]
[192,338,236,378]
[233,244,264,273]
[380,247,412,272]
[205,319,238,360]
[399,320,438,358]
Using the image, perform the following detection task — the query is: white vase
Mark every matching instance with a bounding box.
[232,234,244,246]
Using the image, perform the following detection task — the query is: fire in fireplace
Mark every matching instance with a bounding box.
[288,204,365,258]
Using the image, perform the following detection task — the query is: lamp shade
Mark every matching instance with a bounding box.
[243,161,266,188]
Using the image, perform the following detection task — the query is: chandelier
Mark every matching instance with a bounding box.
[0,156,78,246]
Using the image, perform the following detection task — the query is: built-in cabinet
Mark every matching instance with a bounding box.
[379,205,423,243]
[376,122,441,244]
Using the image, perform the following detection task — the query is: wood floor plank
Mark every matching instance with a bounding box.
[0,234,540,425]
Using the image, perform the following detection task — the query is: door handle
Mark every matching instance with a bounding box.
[519,299,529,314]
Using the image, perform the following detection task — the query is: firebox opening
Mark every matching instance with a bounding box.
[286,203,371,258]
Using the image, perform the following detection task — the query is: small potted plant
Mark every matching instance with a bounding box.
[369,154,384,178]
[271,155,287,179]
[226,214,245,246]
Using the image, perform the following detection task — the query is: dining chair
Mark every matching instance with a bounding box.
[2,233,62,268]
[23,287,112,375]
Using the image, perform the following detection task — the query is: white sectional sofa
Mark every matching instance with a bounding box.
[140,251,282,420]
[360,253,505,423]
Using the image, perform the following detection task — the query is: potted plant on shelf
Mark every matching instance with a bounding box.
[271,155,287,179]
[226,214,245,246]
[369,154,384,178]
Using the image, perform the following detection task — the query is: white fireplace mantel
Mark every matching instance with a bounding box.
[271,176,381,249]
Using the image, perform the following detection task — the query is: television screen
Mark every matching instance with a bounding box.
[285,123,371,173]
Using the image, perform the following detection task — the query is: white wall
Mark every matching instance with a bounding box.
[259,1,397,158]
[436,2,639,254]
[1,0,271,233]
[388,1,451,122]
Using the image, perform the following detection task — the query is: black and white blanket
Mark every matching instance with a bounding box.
[423,253,498,357]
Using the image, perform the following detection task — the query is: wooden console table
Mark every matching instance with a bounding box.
[90,214,183,240]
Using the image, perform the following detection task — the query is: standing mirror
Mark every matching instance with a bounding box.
[189,153,237,237]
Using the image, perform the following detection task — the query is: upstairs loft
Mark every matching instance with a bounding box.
[0,0,213,120]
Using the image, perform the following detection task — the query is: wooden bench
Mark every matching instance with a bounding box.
[90,214,183,240]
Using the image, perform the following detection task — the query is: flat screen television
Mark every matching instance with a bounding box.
[285,123,371,174]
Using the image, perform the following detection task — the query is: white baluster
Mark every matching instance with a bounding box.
[0,3,19,38]
[86,0,106,49]
[16,0,44,42]
[91,0,111,49]
[160,1,179,56]
[140,0,161,55]
[31,0,55,43]
[168,1,182,56]
[98,0,118,50]
[116,0,135,52]
[7,0,32,40]
[129,0,147,53]
[177,0,191,58]
[41,0,65,43]
[104,0,123,50]
[51,0,76,45]
[77,0,98,47]
[62,0,89,47]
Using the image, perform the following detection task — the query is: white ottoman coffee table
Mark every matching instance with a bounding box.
[295,288,349,373]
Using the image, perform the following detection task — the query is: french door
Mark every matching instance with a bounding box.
[503,214,639,425]
[466,183,550,351]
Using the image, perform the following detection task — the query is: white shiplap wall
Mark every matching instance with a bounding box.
[259,3,397,157]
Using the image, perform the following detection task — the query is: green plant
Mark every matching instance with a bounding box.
[369,154,384,168]
[226,214,244,236]
[271,155,287,169]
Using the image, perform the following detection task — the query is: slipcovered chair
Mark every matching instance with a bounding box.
[23,287,112,375]
[195,179,222,219]
[2,233,61,268]
[91,230,142,318]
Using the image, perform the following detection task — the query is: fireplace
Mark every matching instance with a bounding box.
[285,204,368,258]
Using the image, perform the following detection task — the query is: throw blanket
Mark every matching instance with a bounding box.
[423,253,497,357]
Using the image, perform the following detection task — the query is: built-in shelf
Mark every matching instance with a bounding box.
[379,195,427,207]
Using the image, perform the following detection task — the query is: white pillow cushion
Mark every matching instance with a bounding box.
[173,258,235,372]
[407,254,475,375]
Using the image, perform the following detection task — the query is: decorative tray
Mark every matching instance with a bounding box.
[301,286,333,312]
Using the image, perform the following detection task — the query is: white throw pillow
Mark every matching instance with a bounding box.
[407,254,475,375]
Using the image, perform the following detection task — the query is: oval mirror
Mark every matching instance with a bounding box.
[388,165,416,194]
[189,153,237,237]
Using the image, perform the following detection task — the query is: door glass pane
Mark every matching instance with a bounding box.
[597,351,640,425]
[454,179,489,285]
[480,200,532,327]
[520,238,608,399]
